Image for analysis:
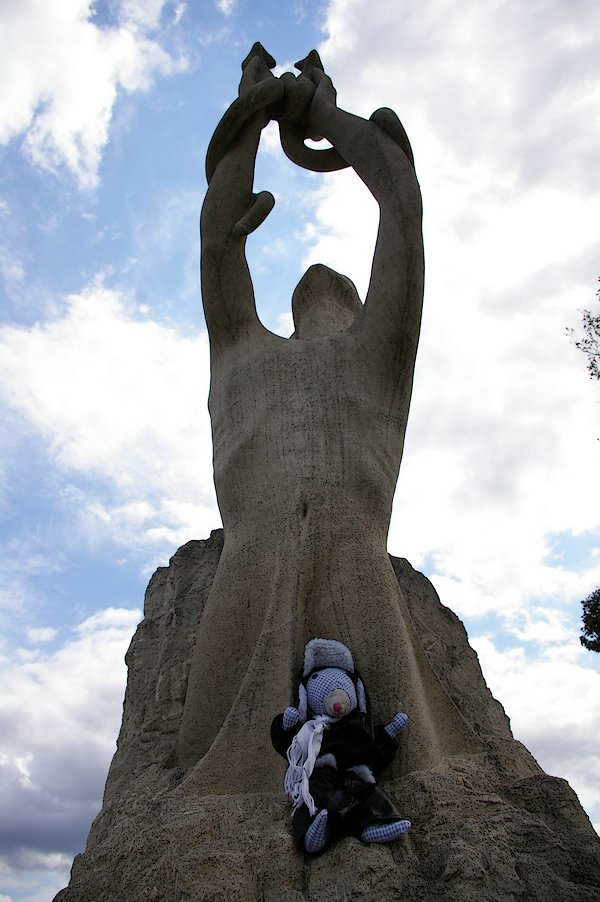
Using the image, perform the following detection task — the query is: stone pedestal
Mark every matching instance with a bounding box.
[55,533,600,901]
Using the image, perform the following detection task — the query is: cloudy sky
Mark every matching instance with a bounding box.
[1,0,599,899]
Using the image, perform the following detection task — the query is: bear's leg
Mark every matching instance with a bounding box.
[304,809,329,853]
[361,819,411,843]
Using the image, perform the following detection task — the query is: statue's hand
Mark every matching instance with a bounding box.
[274,50,347,174]
[277,72,315,126]
[239,42,276,96]
[205,43,282,183]
[283,706,301,731]
[237,44,277,132]
[384,712,408,738]
[305,72,339,141]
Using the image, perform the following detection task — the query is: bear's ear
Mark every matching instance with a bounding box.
[298,683,308,722]
[356,678,367,714]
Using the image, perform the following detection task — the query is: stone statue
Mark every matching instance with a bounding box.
[175,45,478,793]
[54,46,600,901]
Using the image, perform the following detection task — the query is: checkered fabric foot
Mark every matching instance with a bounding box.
[304,809,329,853]
[361,819,411,843]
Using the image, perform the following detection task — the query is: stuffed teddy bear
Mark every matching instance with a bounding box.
[271,638,410,854]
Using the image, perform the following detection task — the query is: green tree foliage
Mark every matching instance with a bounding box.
[570,282,599,652]
[580,587,600,653]
[568,281,600,381]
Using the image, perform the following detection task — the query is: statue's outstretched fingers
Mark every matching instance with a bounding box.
[295,49,324,76]
[369,107,415,168]
[295,51,331,100]
[239,42,276,95]
[242,42,276,72]
[232,191,275,237]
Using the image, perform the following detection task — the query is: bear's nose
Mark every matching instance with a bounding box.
[333,703,342,714]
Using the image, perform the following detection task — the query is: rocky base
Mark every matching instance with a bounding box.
[55,532,600,901]
[58,770,600,901]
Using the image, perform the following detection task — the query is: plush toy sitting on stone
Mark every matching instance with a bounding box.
[271,638,411,854]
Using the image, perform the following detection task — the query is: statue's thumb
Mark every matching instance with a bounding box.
[232,191,275,237]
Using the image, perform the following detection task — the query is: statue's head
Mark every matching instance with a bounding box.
[291,263,362,339]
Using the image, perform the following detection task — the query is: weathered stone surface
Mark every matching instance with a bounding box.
[55,533,600,901]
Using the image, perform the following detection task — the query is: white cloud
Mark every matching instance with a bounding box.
[319,0,600,193]
[0,281,218,560]
[0,539,65,619]
[0,0,186,188]
[26,628,58,645]
[276,311,294,338]
[120,0,166,30]
[472,634,600,831]
[216,0,236,15]
[127,185,201,308]
[301,170,378,301]
[0,247,25,294]
[0,855,71,902]
[0,607,140,880]
[258,120,286,157]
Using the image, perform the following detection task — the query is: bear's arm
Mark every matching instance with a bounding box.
[271,713,301,760]
[371,724,400,776]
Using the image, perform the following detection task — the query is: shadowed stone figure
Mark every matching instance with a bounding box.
[176,46,478,793]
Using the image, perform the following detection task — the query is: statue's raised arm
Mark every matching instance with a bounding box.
[293,58,424,362]
[202,46,423,366]
[200,45,280,346]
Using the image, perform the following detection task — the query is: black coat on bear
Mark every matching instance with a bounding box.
[271,708,403,850]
